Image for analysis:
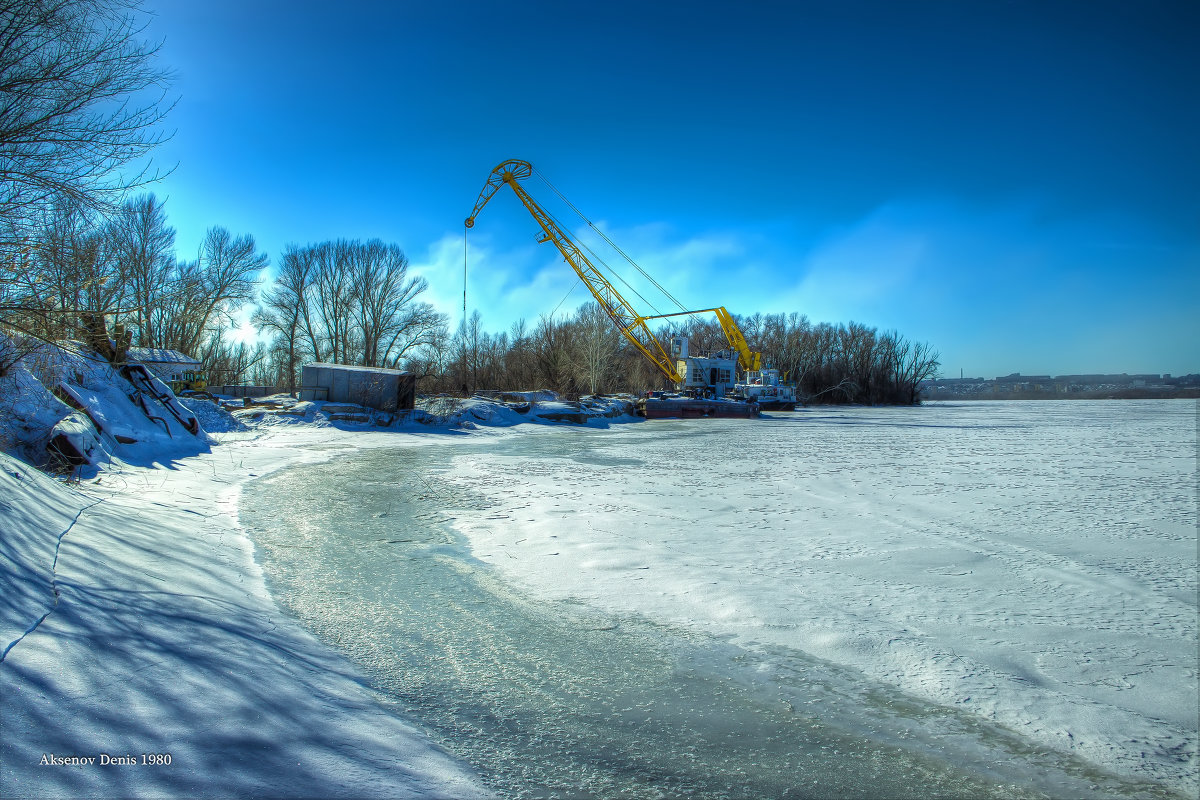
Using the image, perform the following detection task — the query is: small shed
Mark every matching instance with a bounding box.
[126,347,205,388]
[300,363,415,412]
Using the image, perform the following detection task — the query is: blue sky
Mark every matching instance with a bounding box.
[141,0,1198,378]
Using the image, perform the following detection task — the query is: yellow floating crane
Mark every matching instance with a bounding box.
[464,159,761,390]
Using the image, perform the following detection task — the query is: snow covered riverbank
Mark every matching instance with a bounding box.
[1,353,638,799]
[0,423,493,799]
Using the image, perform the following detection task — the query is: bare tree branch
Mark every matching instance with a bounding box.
[0,0,174,242]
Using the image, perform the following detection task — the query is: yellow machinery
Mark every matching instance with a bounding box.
[465,159,761,386]
[168,370,207,395]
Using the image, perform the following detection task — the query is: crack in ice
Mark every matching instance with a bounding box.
[1,498,105,663]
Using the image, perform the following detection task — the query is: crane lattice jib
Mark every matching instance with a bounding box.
[465,159,682,384]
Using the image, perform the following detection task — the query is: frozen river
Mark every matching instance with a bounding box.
[242,400,1197,798]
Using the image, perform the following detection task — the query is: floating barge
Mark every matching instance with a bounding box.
[636,396,760,419]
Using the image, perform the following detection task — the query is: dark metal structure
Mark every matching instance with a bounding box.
[299,363,415,412]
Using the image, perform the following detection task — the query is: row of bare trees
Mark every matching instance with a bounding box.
[252,240,445,390]
[723,313,940,404]
[407,304,938,405]
[402,305,655,398]
[1,0,176,374]
[1,194,266,371]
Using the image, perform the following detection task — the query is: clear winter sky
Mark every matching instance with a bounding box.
[141,0,1198,379]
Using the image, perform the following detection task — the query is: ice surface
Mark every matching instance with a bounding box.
[436,401,1198,795]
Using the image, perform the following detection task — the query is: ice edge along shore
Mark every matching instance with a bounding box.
[1,423,502,799]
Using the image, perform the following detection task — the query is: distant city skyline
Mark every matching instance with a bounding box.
[141,0,1198,378]
[947,371,1196,381]
[923,370,1199,400]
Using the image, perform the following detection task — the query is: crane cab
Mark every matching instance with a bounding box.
[678,355,737,398]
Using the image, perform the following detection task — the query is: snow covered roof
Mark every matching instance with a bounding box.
[305,362,411,376]
[127,347,202,367]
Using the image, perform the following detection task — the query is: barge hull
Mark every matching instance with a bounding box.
[637,398,760,419]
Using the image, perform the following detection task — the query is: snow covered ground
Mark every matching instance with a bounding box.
[3,355,1196,800]
[1,339,634,799]
[0,424,491,799]
[436,401,1197,796]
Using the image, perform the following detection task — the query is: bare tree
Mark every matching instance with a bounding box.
[350,239,442,368]
[117,219,262,357]
[572,301,624,395]
[378,299,443,368]
[502,317,536,390]
[404,325,453,390]
[198,326,264,387]
[450,310,484,394]
[844,322,878,402]
[310,240,355,364]
[186,226,265,352]
[50,203,118,323]
[0,327,25,375]
[4,199,111,341]
[253,243,315,390]
[896,337,940,404]
[0,0,173,244]
[532,313,578,396]
[108,192,173,345]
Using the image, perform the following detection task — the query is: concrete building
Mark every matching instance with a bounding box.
[299,363,415,412]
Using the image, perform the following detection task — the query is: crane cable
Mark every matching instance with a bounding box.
[521,175,663,316]
[533,167,702,327]
[462,222,468,326]
[549,277,581,319]
[533,167,674,301]
[546,206,664,318]
[465,197,580,323]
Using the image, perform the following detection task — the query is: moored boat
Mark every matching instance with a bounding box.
[732,368,797,411]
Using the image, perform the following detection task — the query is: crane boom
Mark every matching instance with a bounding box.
[465,159,682,384]
[714,307,761,373]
